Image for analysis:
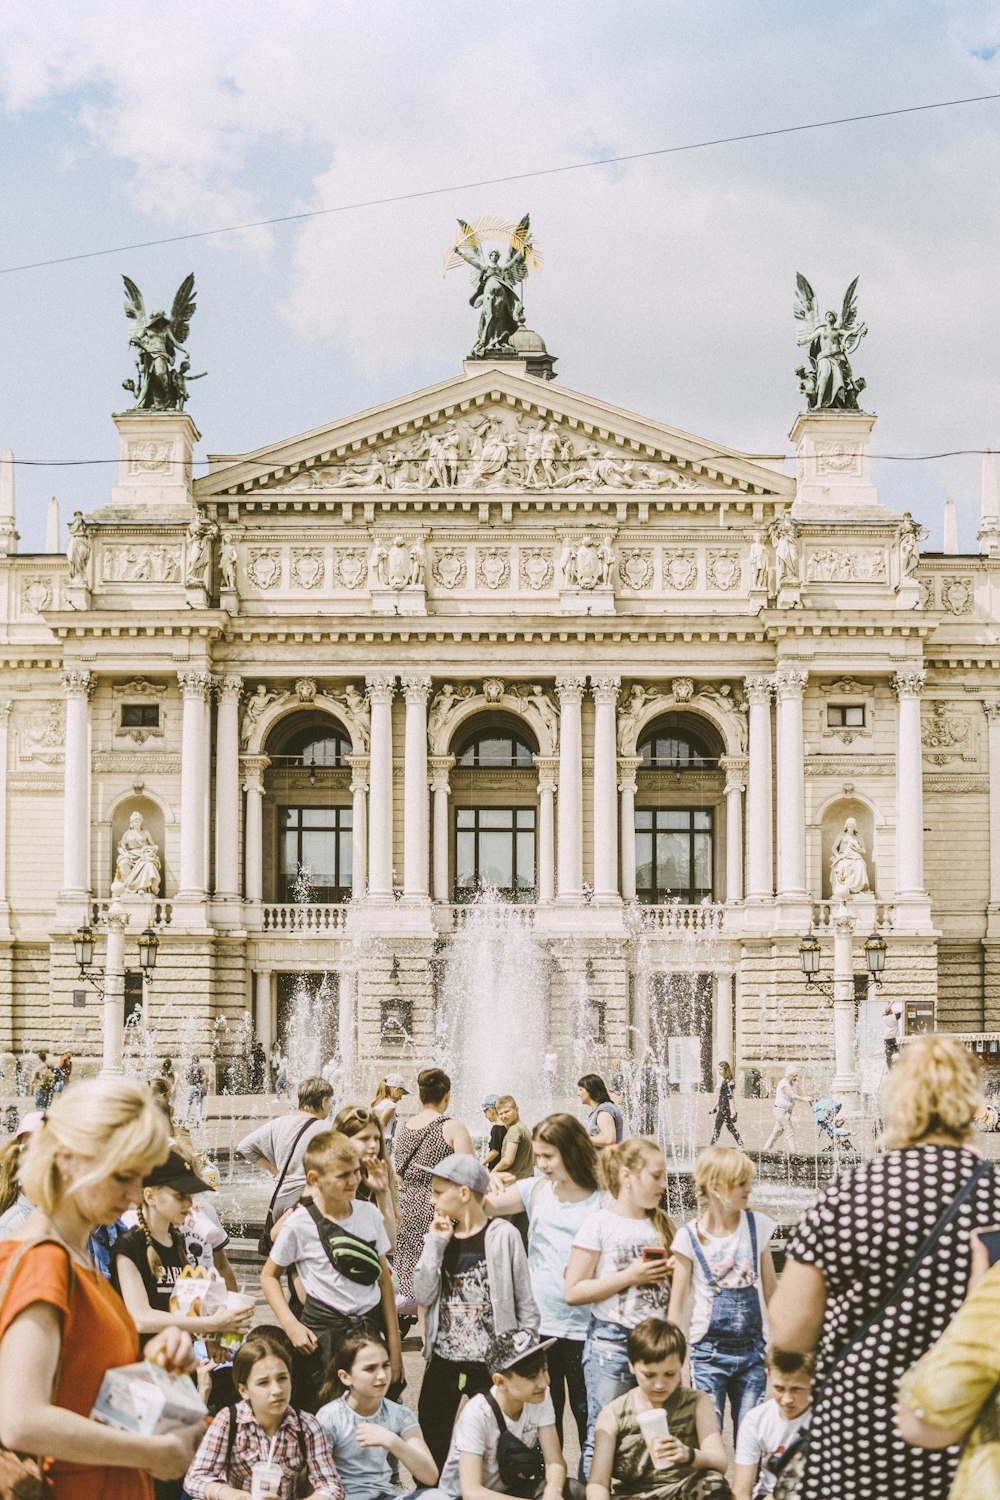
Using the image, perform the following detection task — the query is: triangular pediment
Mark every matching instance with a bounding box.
[196,365,793,503]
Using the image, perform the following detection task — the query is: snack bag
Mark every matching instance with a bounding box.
[168,1264,227,1319]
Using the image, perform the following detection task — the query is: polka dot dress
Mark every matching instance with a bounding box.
[784,1145,1000,1500]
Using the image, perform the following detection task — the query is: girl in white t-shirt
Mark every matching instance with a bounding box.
[564,1137,676,1473]
[667,1147,777,1438]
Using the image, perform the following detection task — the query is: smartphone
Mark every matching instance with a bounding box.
[642,1247,667,1263]
[975,1225,1000,1266]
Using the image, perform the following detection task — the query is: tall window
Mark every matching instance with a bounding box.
[455,807,536,902]
[278,806,352,902]
[639,727,714,769]
[272,727,350,769]
[635,808,713,904]
[457,731,534,767]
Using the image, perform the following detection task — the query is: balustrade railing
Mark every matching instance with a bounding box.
[810,900,896,932]
[636,902,725,934]
[260,903,348,933]
[90,899,174,926]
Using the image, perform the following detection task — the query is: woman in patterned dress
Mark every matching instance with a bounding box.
[391,1067,473,1303]
[769,1034,1000,1500]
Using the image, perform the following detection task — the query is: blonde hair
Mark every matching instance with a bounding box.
[19,1076,168,1214]
[694,1146,754,1210]
[600,1137,676,1250]
[882,1034,983,1150]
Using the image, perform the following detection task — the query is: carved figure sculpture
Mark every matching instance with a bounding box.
[441,423,461,486]
[370,538,389,587]
[219,535,239,592]
[467,418,513,488]
[387,536,410,589]
[428,682,477,745]
[241,684,279,748]
[336,684,371,751]
[574,535,601,589]
[513,684,559,751]
[830,818,870,897]
[67,511,91,582]
[408,536,427,587]
[898,512,926,580]
[452,214,534,356]
[122,274,205,411]
[617,684,660,754]
[772,516,800,588]
[185,513,216,589]
[597,535,616,588]
[794,274,868,410]
[749,533,769,592]
[113,812,161,896]
[330,455,387,489]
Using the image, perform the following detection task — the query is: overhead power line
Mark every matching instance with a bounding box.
[2,91,999,275]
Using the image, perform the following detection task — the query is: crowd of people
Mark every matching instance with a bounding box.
[0,1038,997,1499]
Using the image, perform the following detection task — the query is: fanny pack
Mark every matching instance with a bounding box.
[484,1392,545,1498]
[305,1199,382,1286]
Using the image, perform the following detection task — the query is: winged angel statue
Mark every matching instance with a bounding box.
[793,273,868,410]
[122,273,205,410]
[447,215,538,357]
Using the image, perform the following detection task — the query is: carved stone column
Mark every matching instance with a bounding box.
[534,756,558,904]
[775,666,808,900]
[720,756,747,903]
[617,756,643,903]
[744,675,774,901]
[100,902,129,1077]
[366,674,396,901]
[430,756,455,904]
[241,755,270,905]
[591,676,621,903]
[556,675,586,900]
[832,905,861,1109]
[347,755,370,900]
[255,969,274,1056]
[61,668,94,900]
[714,970,734,1072]
[177,670,212,898]
[401,674,432,901]
[893,668,927,899]
[214,675,242,907]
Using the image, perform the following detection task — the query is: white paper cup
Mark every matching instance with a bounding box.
[636,1407,670,1468]
[251,1460,283,1498]
[227,1292,255,1314]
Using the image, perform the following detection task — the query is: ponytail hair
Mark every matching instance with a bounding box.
[599,1136,676,1251]
[136,1200,185,1282]
[319,1326,389,1405]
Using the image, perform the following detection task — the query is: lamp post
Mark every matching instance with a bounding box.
[799,906,887,1113]
[74,905,159,1076]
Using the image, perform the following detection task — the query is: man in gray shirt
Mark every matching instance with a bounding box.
[236,1074,334,1218]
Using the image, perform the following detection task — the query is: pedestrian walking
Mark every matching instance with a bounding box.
[762,1066,810,1152]
[881,1000,902,1068]
[577,1074,624,1150]
[30,1050,55,1111]
[709,1061,744,1147]
[183,1058,208,1127]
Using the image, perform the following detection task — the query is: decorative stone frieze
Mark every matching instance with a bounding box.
[940,576,975,615]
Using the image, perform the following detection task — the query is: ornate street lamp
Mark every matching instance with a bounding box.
[137,926,160,974]
[74,918,158,996]
[799,927,887,1000]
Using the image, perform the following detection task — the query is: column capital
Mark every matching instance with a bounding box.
[105,902,130,934]
[240,753,270,790]
[893,667,926,699]
[984,698,1000,722]
[555,673,587,703]
[832,904,855,940]
[774,665,808,699]
[591,674,622,702]
[429,754,455,792]
[744,674,774,704]
[720,755,748,794]
[366,672,397,704]
[216,674,244,703]
[347,753,370,794]
[400,672,433,703]
[61,668,94,699]
[178,668,213,700]
[533,754,559,792]
[616,755,642,794]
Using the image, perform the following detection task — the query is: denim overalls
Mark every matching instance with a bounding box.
[685,1210,767,1434]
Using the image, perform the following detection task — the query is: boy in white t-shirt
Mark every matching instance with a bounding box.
[733,1347,813,1499]
[437,1330,583,1500]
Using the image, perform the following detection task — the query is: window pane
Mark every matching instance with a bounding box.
[279,807,301,834]
[478,808,515,829]
[479,831,513,887]
[693,832,712,891]
[456,809,474,828]
[516,831,535,884]
[280,831,299,877]
[455,831,476,890]
[339,829,353,885]
[694,810,712,830]
[662,810,691,831]
[302,830,337,883]
[515,808,536,831]
[845,705,864,726]
[301,807,335,829]
[635,809,653,830]
[656,831,690,891]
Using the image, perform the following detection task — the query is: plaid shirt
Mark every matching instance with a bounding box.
[184,1399,344,1500]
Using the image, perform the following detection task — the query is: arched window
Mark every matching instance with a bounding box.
[456,729,535,767]
[271,724,351,768]
[638,727,714,769]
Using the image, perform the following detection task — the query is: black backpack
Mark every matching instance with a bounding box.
[484,1392,546,1498]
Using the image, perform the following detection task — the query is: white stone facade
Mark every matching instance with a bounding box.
[2,359,999,1085]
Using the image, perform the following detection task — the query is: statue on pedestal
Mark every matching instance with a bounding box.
[387,536,410,589]
[749,532,769,592]
[445,215,538,356]
[241,684,279,747]
[830,818,870,897]
[794,273,868,410]
[113,812,161,896]
[898,512,926,580]
[219,534,239,592]
[67,511,91,582]
[771,515,800,588]
[122,274,205,411]
[185,513,216,589]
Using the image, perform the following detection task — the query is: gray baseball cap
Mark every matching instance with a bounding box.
[486,1330,557,1375]
[482,1094,500,1109]
[414,1152,490,1195]
[384,1074,411,1091]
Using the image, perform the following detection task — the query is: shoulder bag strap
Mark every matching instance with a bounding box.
[395,1117,445,1182]
[483,1390,508,1434]
[815,1159,994,1398]
[224,1404,237,1478]
[264,1116,317,1223]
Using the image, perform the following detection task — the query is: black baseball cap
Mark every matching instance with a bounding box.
[143,1150,213,1194]
[486,1330,557,1375]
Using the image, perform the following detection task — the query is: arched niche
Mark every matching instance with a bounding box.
[450,710,540,764]
[110,795,166,897]
[244,694,360,757]
[636,710,726,767]
[820,796,877,899]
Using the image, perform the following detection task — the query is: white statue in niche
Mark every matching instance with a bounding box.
[830,817,870,897]
[749,533,769,592]
[408,536,426,586]
[387,536,410,589]
[113,811,161,896]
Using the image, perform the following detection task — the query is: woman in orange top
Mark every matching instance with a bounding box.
[0,1076,205,1498]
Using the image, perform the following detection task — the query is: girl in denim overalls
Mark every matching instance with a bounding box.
[667,1147,777,1437]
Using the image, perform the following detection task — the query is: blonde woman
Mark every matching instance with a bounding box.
[667,1147,776,1436]
[0,1077,204,1499]
[769,1034,1000,1500]
[369,1073,410,1153]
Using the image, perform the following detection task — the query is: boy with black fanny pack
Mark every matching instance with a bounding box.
[261,1128,403,1412]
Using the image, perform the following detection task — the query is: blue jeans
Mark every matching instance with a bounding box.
[689,1336,767,1435]
[582,1319,634,1475]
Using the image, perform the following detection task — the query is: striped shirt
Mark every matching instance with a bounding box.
[184,1399,343,1500]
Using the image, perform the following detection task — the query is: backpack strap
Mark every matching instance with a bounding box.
[224,1404,238,1478]
[263,1116,317,1225]
[484,1390,509,1434]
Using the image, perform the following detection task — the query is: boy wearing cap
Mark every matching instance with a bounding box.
[414,1154,540,1469]
[437,1331,583,1500]
[481,1096,506,1170]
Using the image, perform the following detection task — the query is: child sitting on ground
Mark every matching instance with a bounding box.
[437,1330,584,1500]
[586,1317,729,1500]
[184,1328,344,1499]
[412,1153,539,1470]
[316,1328,438,1500]
[731,1349,813,1500]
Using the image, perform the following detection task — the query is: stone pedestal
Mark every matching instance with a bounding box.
[559,587,615,615]
[896,579,921,610]
[110,411,200,511]
[370,586,426,615]
[776,585,801,610]
[748,587,767,615]
[66,583,91,610]
[185,585,209,609]
[790,410,895,521]
[219,586,239,614]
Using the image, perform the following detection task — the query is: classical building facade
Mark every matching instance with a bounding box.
[1,345,999,1088]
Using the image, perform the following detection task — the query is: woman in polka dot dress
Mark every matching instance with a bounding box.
[769,1034,1000,1500]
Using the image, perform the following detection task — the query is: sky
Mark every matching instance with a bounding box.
[2,1,1000,552]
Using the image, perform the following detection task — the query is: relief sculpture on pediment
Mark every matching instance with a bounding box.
[102,543,182,583]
